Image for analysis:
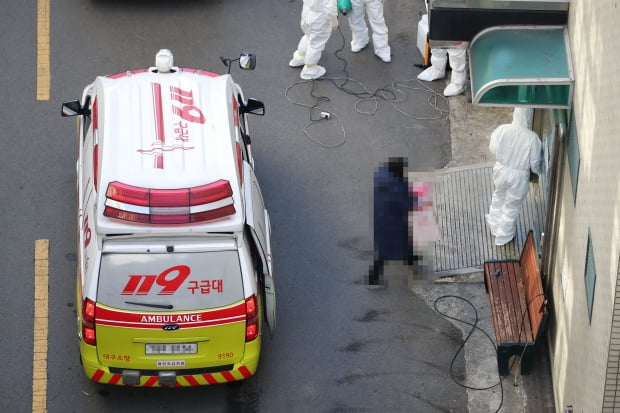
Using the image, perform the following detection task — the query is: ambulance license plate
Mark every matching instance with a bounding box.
[146,343,197,355]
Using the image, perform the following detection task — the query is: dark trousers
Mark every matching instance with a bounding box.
[368,259,385,285]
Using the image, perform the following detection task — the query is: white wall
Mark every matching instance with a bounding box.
[550,1,620,411]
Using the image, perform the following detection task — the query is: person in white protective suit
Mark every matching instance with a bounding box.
[289,0,338,80]
[485,108,543,246]
[417,45,468,96]
[347,0,391,63]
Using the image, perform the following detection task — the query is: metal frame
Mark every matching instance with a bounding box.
[469,25,574,108]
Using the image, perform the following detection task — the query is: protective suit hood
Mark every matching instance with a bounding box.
[512,107,533,129]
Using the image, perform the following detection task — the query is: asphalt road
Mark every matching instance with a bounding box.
[0,0,468,411]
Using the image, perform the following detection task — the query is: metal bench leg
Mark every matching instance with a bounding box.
[497,348,511,376]
[519,347,536,375]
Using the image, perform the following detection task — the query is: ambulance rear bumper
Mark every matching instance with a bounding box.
[79,339,261,387]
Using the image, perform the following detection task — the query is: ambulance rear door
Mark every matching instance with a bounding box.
[242,162,276,333]
[95,240,247,370]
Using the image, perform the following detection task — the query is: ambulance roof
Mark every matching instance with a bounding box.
[93,67,245,235]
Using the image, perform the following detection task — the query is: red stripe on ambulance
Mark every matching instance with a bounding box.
[108,374,122,385]
[233,95,239,127]
[221,371,236,382]
[91,369,105,382]
[236,142,243,185]
[151,82,165,169]
[107,68,149,79]
[144,376,159,387]
[89,366,253,386]
[238,365,252,378]
[183,375,201,386]
[202,373,218,385]
[178,68,220,77]
[95,302,246,329]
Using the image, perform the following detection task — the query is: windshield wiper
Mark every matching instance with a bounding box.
[125,301,173,310]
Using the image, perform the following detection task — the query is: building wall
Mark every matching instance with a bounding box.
[549,1,620,411]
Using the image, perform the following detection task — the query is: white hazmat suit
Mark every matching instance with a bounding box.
[486,108,542,246]
[289,0,338,80]
[347,0,391,62]
[417,46,468,96]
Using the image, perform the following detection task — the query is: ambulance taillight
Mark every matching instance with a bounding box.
[103,180,236,224]
[82,298,97,345]
[245,295,258,342]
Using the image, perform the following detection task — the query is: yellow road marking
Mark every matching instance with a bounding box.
[33,239,49,413]
[37,0,51,101]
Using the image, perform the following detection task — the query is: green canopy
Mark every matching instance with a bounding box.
[469,26,574,108]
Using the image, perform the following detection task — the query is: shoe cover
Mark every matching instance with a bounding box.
[443,82,466,97]
[375,47,391,63]
[495,234,515,246]
[289,52,305,68]
[419,48,448,81]
[417,66,445,81]
[485,214,498,236]
[300,64,326,80]
[351,40,368,53]
[444,48,467,96]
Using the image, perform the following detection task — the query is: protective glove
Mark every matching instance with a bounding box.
[331,16,339,29]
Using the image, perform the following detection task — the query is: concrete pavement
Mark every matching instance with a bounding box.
[408,87,556,412]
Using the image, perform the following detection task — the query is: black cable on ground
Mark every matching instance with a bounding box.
[433,295,505,413]
[433,293,547,413]
[284,18,449,148]
[329,24,398,102]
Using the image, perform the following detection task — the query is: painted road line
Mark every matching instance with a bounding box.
[37,0,51,101]
[33,239,49,413]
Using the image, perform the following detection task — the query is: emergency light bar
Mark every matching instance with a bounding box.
[104,180,235,224]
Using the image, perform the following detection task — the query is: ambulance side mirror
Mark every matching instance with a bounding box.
[61,100,90,117]
[241,98,265,116]
[238,53,256,71]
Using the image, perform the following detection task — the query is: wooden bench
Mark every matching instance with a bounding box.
[483,231,548,375]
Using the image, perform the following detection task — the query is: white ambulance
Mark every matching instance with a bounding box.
[61,50,276,387]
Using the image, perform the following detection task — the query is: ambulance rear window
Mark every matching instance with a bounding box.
[97,251,244,311]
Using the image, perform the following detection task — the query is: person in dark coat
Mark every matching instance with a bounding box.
[369,157,417,286]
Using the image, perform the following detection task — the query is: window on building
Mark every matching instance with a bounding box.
[567,109,580,204]
[585,231,596,323]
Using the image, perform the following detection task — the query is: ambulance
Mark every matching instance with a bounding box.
[61,50,276,387]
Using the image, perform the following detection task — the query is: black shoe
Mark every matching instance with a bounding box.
[367,276,386,289]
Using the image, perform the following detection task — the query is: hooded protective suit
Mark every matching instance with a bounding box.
[289,0,338,80]
[347,0,391,62]
[486,108,542,246]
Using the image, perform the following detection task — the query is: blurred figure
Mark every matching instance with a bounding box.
[417,45,468,96]
[289,0,339,80]
[486,108,543,246]
[410,181,441,251]
[369,157,417,287]
[347,0,391,62]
